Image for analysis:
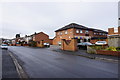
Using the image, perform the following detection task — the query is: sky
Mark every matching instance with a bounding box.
[0,0,119,39]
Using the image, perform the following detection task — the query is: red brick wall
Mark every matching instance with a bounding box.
[108,27,120,35]
[96,50,120,57]
[108,28,114,35]
[33,32,52,44]
[61,38,78,51]
[118,27,120,34]
[53,28,74,45]
[53,28,107,45]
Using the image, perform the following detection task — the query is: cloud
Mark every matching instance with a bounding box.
[1,2,118,39]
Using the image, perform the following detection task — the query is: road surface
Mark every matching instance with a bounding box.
[1,49,19,78]
[8,46,118,78]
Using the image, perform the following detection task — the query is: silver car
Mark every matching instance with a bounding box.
[0,44,8,50]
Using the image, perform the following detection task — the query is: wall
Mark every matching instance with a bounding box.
[33,32,52,44]
[87,46,97,54]
[36,40,44,48]
[53,28,74,45]
[96,50,120,57]
[108,37,120,47]
[108,27,120,35]
[53,27,107,45]
[108,27,120,47]
[61,38,78,51]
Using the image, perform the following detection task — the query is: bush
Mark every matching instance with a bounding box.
[90,46,104,50]
[29,41,37,47]
[105,46,117,51]
[116,47,120,51]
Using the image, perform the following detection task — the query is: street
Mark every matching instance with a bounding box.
[1,49,19,78]
[3,46,118,78]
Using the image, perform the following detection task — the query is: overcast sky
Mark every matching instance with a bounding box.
[0,0,119,39]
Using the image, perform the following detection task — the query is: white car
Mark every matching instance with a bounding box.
[0,44,8,50]
[95,41,107,45]
[77,42,93,46]
[43,43,50,47]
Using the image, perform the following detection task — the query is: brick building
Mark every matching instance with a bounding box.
[53,23,108,45]
[108,27,120,47]
[32,32,53,45]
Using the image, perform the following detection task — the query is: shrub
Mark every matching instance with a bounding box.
[29,41,37,47]
[90,46,104,50]
[116,47,120,51]
[105,46,117,51]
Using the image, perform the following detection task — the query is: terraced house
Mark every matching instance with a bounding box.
[53,23,108,45]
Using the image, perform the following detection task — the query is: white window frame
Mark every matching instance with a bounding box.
[85,30,89,33]
[65,31,68,34]
[80,30,83,33]
[76,30,79,33]
[60,32,62,35]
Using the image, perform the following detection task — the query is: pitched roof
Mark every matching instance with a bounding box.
[32,32,49,37]
[55,23,108,33]
[55,23,88,32]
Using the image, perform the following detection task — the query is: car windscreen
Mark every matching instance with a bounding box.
[2,44,7,46]
[97,41,105,43]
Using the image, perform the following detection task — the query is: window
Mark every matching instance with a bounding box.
[60,32,62,35]
[65,31,68,34]
[58,32,60,35]
[76,30,79,33]
[80,30,83,33]
[85,30,89,33]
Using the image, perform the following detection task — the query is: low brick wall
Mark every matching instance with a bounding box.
[96,50,120,57]
[87,46,97,54]
[23,44,29,46]
[16,44,21,46]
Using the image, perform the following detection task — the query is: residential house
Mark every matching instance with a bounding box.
[32,32,53,47]
[53,23,108,45]
[24,35,33,44]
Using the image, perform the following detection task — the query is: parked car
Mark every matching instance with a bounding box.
[77,42,93,46]
[58,42,61,46]
[0,44,8,50]
[95,41,107,45]
[77,42,92,50]
[43,43,50,47]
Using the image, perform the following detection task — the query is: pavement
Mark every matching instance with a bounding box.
[7,46,118,78]
[1,49,20,79]
[0,49,2,79]
[50,45,119,63]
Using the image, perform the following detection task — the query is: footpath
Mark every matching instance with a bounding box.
[2,49,20,79]
[50,45,119,63]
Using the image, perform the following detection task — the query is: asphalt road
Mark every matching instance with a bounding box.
[8,46,118,78]
[1,49,19,78]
